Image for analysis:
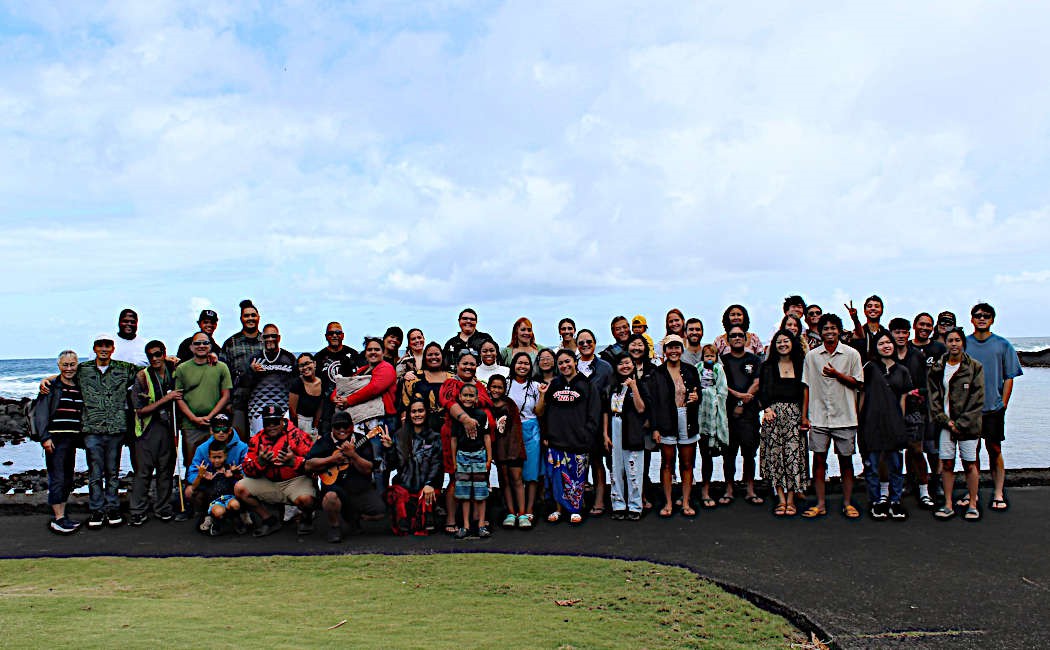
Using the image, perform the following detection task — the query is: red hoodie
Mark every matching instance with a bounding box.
[242,420,314,482]
[329,361,397,416]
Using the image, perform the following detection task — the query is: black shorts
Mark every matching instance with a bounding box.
[728,416,760,451]
[321,483,385,519]
[981,408,1006,443]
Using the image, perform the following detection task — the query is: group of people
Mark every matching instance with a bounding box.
[29,295,1022,540]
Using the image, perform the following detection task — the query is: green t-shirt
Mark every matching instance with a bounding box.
[174,360,233,417]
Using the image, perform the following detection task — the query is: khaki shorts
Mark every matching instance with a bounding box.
[238,476,316,506]
[809,426,857,457]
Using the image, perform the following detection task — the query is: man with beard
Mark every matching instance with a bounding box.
[112,309,148,366]
[245,324,297,436]
[682,318,705,366]
[314,322,360,437]
[177,309,222,362]
[222,299,263,439]
[443,308,494,370]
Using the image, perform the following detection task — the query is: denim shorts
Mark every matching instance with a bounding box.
[658,407,700,446]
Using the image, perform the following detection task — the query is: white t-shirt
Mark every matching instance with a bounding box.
[508,378,537,421]
[112,334,148,366]
[942,361,961,417]
[476,363,510,385]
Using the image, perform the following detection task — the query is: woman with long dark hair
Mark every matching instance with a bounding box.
[759,329,808,516]
[382,397,443,536]
[605,353,648,520]
[507,351,541,527]
[533,348,558,384]
[399,342,452,432]
[714,304,764,356]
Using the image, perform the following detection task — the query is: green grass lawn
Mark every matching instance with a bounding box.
[0,554,801,649]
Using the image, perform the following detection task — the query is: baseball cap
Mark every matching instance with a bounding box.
[210,413,231,430]
[331,411,353,429]
[198,309,219,322]
[661,334,685,349]
[260,404,284,422]
[937,311,956,326]
[632,315,647,326]
[93,333,115,346]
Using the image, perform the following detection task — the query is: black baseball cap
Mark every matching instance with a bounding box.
[198,309,219,322]
[937,311,956,326]
[210,413,231,430]
[331,411,353,429]
[260,404,284,422]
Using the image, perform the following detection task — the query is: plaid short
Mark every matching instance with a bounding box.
[454,449,489,501]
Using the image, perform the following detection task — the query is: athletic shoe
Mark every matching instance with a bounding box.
[516,514,533,529]
[87,511,105,529]
[870,500,889,521]
[105,511,124,527]
[198,515,214,533]
[155,511,174,522]
[253,517,282,537]
[889,502,909,521]
[283,505,300,522]
[454,527,469,540]
[49,517,80,535]
[917,494,936,510]
[627,511,642,521]
[129,513,148,527]
[174,509,193,522]
[502,513,517,529]
[478,526,492,539]
[297,511,314,535]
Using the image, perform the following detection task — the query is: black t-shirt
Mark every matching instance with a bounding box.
[451,406,490,453]
[721,352,762,419]
[290,378,323,419]
[200,465,238,501]
[314,346,360,423]
[442,332,494,371]
[306,431,375,493]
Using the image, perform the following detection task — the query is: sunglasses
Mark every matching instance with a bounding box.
[212,426,231,433]
[973,313,993,319]
[262,334,279,340]
[298,362,314,368]
[191,340,211,346]
[727,333,746,340]
[578,340,594,346]
[806,310,822,316]
[148,350,166,359]
[94,340,114,347]
[326,330,343,336]
[262,418,283,425]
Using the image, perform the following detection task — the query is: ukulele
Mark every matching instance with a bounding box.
[317,426,383,486]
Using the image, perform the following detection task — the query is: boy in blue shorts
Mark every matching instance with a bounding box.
[192,440,244,536]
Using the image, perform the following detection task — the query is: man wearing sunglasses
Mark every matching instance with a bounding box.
[314,322,360,438]
[245,324,297,436]
[966,303,1022,512]
[129,340,181,526]
[174,332,233,474]
[804,304,824,352]
[176,309,223,363]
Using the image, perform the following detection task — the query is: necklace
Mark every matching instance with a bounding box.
[263,347,281,364]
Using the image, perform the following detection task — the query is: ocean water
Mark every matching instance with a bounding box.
[3,339,1048,480]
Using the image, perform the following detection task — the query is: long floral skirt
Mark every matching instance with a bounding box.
[759,401,809,493]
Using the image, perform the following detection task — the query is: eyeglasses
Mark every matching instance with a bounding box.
[326,330,343,336]
[727,333,746,340]
[298,362,314,368]
[578,340,594,346]
[973,313,992,319]
[191,341,211,346]
[148,351,166,359]
[262,334,279,340]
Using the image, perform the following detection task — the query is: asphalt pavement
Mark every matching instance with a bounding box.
[1,487,1046,650]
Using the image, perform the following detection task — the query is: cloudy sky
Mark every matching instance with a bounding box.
[2,1,1049,359]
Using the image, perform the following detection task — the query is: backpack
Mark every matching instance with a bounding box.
[24,396,43,442]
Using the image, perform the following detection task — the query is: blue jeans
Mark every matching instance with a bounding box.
[85,434,123,513]
[864,450,903,503]
[45,435,78,506]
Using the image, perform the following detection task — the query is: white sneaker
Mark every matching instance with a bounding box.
[198,515,213,532]
[283,505,300,522]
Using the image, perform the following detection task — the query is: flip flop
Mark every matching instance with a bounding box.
[717,495,735,506]
[658,506,674,518]
[841,504,861,519]
[444,524,458,536]
[745,495,764,506]
[701,497,718,509]
[681,506,697,517]
[589,506,605,517]
[801,505,826,519]
[773,503,787,517]
[934,506,956,520]
[990,497,1009,511]
[964,507,982,521]
[955,495,971,508]
[784,504,797,516]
